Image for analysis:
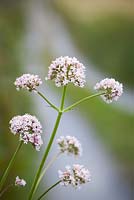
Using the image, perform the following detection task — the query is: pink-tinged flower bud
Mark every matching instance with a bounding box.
[14,74,42,91]
[58,164,91,188]
[94,78,123,103]
[9,114,43,151]
[15,176,26,187]
[57,136,82,156]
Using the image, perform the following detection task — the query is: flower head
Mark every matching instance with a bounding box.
[58,164,91,188]
[46,56,86,87]
[15,176,26,187]
[57,136,82,156]
[9,114,43,151]
[94,78,123,103]
[14,74,42,91]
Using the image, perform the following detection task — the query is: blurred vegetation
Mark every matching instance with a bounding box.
[0,3,38,199]
[54,0,134,88]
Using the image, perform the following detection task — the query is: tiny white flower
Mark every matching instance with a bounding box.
[58,164,91,188]
[15,176,26,187]
[57,136,82,156]
[46,56,86,87]
[94,78,123,103]
[9,114,43,151]
[14,74,42,91]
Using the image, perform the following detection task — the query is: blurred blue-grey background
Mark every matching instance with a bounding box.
[0,0,134,199]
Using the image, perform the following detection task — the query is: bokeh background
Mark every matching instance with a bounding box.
[0,0,134,199]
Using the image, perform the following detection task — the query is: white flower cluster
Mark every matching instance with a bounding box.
[57,137,90,188]
[46,56,86,87]
[9,114,43,151]
[14,74,42,91]
[58,164,91,188]
[94,78,123,103]
[15,176,26,187]
[57,136,82,156]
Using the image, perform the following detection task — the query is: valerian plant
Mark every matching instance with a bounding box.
[0,56,123,199]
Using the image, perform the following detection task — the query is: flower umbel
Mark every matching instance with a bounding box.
[14,74,42,91]
[57,136,82,156]
[9,114,43,151]
[15,176,26,187]
[46,56,86,87]
[58,164,91,188]
[94,78,123,103]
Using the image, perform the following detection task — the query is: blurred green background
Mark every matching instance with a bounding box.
[0,0,134,199]
[0,1,38,199]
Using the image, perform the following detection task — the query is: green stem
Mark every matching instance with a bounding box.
[60,86,67,111]
[63,92,105,112]
[36,90,59,112]
[28,113,62,200]
[35,153,61,193]
[28,86,67,200]
[0,141,23,191]
[37,181,61,200]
